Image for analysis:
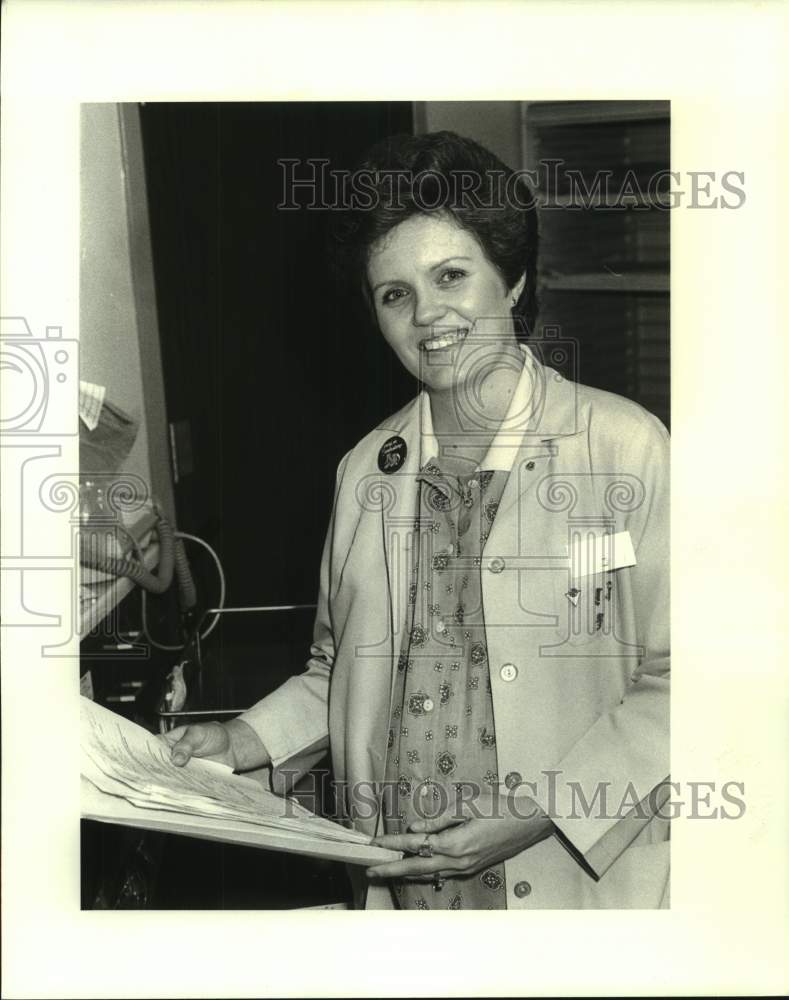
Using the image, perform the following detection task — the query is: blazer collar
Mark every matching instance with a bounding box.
[375,343,587,447]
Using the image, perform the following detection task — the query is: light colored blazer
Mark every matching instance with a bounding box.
[240,354,670,909]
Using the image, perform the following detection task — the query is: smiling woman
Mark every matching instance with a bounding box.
[367,213,527,476]
[167,130,670,911]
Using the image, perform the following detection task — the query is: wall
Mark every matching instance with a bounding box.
[414,101,523,169]
[80,103,173,524]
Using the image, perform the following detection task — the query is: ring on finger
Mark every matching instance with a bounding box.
[417,835,433,859]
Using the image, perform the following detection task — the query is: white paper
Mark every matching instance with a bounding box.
[567,529,637,578]
[78,379,106,430]
[80,697,372,845]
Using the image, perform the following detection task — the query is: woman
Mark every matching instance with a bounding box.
[167,131,670,910]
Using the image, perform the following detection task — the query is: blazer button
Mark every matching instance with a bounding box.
[489,557,505,574]
[514,881,532,899]
[504,771,523,789]
[500,663,518,682]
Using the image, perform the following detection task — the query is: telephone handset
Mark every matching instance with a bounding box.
[77,393,217,653]
[79,480,196,607]
[81,506,173,594]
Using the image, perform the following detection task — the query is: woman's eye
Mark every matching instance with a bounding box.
[438,268,466,285]
[381,287,408,306]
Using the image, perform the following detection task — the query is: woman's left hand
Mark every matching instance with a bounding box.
[366,792,555,882]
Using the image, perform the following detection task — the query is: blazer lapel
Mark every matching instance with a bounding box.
[492,357,588,526]
[375,402,424,708]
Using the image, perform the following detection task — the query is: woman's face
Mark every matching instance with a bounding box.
[366,213,525,391]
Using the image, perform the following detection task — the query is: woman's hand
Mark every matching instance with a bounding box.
[366,791,555,883]
[160,718,272,772]
[161,721,238,769]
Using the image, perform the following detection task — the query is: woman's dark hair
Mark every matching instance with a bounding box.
[329,130,539,339]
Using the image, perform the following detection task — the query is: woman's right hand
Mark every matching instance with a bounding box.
[162,722,238,770]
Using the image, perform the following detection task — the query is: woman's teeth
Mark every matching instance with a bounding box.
[420,328,469,352]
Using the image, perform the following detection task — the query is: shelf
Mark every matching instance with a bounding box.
[539,272,669,293]
[523,101,670,430]
[524,101,670,128]
[536,192,671,210]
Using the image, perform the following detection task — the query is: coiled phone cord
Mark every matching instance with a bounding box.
[94,512,226,651]
[140,530,226,651]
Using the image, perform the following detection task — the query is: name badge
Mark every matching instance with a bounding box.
[567,530,636,578]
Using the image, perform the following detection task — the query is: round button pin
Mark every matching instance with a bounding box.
[377,435,407,474]
[500,663,518,682]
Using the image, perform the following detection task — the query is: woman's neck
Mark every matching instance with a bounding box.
[427,344,524,473]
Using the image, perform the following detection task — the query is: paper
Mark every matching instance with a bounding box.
[79,671,94,700]
[80,697,375,848]
[567,529,637,578]
[80,776,397,869]
[78,379,105,431]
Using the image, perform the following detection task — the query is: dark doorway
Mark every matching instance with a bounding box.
[140,102,415,608]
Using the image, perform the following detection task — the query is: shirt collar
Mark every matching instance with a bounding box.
[419,343,538,475]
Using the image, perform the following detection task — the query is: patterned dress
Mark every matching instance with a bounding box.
[383,460,510,910]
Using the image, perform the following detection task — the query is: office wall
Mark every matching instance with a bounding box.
[413,101,523,170]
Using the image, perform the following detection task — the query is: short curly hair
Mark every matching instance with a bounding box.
[328,130,539,340]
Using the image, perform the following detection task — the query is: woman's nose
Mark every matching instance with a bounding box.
[412,288,446,328]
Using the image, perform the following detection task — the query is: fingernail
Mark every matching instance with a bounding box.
[172,752,186,765]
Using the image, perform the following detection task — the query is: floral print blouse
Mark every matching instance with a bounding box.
[383,461,509,910]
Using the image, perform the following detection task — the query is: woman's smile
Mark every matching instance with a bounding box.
[419,326,470,352]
